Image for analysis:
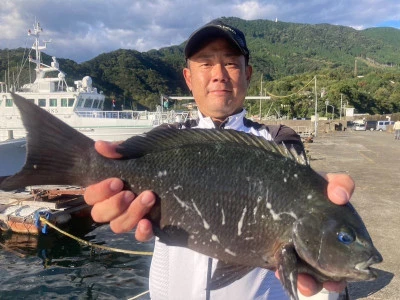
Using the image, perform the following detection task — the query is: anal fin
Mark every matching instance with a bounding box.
[208,260,254,290]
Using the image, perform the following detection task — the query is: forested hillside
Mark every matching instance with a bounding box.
[1,17,400,117]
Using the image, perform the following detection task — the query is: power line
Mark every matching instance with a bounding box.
[265,76,316,99]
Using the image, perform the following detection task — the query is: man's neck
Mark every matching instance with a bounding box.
[211,119,226,128]
[206,109,244,127]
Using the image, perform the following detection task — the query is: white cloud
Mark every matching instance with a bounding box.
[232,1,278,20]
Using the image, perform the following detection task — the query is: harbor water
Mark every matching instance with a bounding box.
[0,223,153,299]
[1,130,399,299]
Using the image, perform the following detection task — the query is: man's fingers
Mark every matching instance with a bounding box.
[275,271,345,297]
[275,271,322,297]
[325,173,355,205]
[296,273,322,297]
[135,219,154,242]
[109,191,156,235]
[95,140,122,159]
[90,190,135,223]
[84,178,124,205]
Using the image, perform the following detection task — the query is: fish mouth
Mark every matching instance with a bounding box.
[354,254,383,279]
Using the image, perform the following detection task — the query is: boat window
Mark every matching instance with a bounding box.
[27,99,35,104]
[50,98,57,107]
[68,98,75,107]
[61,98,68,107]
[38,99,46,107]
[93,99,100,108]
[6,98,13,107]
[77,98,84,107]
[84,99,93,108]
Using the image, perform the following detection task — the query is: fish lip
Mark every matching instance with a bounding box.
[354,254,382,277]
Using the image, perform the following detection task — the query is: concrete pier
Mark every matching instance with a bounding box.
[306,130,399,299]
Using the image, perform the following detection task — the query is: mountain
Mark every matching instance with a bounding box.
[1,17,400,116]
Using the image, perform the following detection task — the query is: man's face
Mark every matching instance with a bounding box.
[183,38,252,122]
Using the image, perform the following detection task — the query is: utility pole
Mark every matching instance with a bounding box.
[325,100,329,117]
[354,58,358,77]
[259,74,263,120]
[340,93,343,120]
[314,76,318,137]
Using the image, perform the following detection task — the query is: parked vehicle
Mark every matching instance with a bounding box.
[354,123,366,131]
[376,121,395,131]
[365,121,377,131]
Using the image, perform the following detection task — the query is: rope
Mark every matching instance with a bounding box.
[39,217,152,299]
[39,217,153,256]
[127,290,150,300]
[266,76,316,99]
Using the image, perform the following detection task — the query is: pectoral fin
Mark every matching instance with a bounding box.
[208,260,254,290]
[276,244,299,300]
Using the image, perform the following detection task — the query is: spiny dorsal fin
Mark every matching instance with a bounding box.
[117,128,308,165]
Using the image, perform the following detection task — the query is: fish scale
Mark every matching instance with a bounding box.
[0,93,383,300]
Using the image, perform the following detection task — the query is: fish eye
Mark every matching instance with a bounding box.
[337,229,355,245]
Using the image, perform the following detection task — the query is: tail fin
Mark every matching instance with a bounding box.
[0,93,95,191]
[0,176,9,186]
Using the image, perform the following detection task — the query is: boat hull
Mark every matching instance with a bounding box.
[0,138,26,176]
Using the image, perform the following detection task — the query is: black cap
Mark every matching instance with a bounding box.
[184,20,249,59]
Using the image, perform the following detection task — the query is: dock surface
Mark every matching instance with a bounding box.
[306,130,399,299]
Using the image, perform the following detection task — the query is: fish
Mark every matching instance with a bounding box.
[0,93,382,300]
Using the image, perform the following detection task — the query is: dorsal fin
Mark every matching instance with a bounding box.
[117,128,308,165]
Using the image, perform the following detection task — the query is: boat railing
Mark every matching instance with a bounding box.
[75,110,157,120]
[75,110,193,126]
[151,110,192,126]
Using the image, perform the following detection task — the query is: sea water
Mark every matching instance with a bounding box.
[0,223,152,299]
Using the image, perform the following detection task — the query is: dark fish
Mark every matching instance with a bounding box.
[0,93,382,300]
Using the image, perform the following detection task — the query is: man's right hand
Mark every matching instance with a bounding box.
[83,140,155,242]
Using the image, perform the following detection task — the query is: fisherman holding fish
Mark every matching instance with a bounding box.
[2,19,381,300]
[81,20,359,300]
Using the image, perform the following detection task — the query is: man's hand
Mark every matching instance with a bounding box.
[83,141,156,241]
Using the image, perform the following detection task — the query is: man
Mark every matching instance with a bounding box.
[393,119,400,139]
[84,20,354,299]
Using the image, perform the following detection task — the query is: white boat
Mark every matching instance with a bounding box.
[0,21,190,176]
[0,21,189,142]
[0,138,26,176]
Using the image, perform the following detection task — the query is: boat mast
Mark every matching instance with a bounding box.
[28,21,50,80]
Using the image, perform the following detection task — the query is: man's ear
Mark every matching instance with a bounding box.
[183,67,192,91]
[246,65,253,85]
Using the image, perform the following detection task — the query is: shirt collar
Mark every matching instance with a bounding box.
[197,109,247,129]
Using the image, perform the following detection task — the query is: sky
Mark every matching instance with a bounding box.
[1,0,400,63]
